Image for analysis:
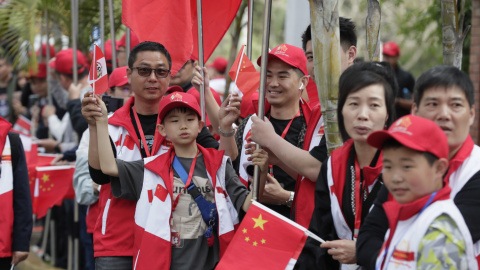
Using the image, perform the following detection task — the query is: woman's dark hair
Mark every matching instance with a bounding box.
[337,62,398,142]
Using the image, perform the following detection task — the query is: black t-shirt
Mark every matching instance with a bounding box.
[130,111,157,158]
[268,115,304,217]
[309,135,328,163]
[394,66,415,118]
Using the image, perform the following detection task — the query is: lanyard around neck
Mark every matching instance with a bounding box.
[132,106,158,157]
[353,156,366,239]
[171,150,199,212]
[269,110,300,139]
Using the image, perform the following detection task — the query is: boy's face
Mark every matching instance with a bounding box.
[382,147,448,204]
[158,108,203,145]
[412,86,475,159]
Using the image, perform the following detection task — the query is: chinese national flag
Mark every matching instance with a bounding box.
[229,45,260,101]
[216,201,309,270]
[33,165,75,218]
[122,0,242,75]
[88,44,109,95]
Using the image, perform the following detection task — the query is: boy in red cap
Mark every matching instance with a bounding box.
[367,115,477,269]
[91,92,267,270]
[107,66,132,99]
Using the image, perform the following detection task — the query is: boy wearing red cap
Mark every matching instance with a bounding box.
[367,115,477,269]
[91,92,266,270]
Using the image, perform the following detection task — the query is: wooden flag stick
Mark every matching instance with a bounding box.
[252,0,272,201]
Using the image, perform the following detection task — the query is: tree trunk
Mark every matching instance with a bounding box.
[366,0,381,62]
[441,0,470,69]
[309,0,342,154]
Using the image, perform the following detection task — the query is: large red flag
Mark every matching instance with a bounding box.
[216,201,322,270]
[88,44,109,95]
[228,45,260,101]
[33,165,75,218]
[122,0,242,75]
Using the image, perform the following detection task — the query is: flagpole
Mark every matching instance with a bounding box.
[252,0,272,201]
[93,44,96,95]
[234,46,246,94]
[108,0,117,70]
[100,0,105,52]
[197,0,206,121]
[247,0,254,59]
[71,0,78,85]
[126,28,131,63]
[45,10,53,107]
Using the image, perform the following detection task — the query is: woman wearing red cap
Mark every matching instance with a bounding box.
[295,62,397,269]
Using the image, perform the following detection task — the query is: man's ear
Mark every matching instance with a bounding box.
[348,46,357,66]
[411,103,418,115]
[157,123,166,137]
[126,68,132,85]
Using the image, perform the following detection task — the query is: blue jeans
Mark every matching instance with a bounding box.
[95,256,133,270]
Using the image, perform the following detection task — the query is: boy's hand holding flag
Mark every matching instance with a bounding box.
[88,44,109,95]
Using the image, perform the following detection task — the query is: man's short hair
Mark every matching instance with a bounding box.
[413,65,474,108]
[301,17,357,52]
[128,41,172,71]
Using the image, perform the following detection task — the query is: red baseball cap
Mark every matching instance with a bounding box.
[37,44,56,58]
[158,92,201,123]
[367,115,448,159]
[49,48,88,75]
[208,57,228,74]
[29,63,47,79]
[165,85,183,94]
[108,66,129,88]
[383,41,400,57]
[257,44,308,76]
[116,31,140,50]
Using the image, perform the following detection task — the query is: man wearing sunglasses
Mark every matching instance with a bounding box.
[83,41,239,270]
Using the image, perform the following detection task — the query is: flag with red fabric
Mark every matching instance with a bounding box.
[229,45,260,101]
[33,165,75,218]
[88,44,109,95]
[12,115,31,134]
[122,0,242,75]
[216,201,320,270]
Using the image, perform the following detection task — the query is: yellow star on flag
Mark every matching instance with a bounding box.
[252,214,268,230]
[253,241,258,246]
[245,236,250,242]
[261,239,266,244]
[41,174,50,183]
[242,228,247,234]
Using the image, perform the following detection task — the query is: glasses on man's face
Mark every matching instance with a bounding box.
[132,67,170,78]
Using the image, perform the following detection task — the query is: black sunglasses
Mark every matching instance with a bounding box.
[132,67,170,78]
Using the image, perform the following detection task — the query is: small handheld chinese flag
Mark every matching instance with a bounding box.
[33,165,76,218]
[216,201,324,270]
[228,45,260,101]
[88,44,109,95]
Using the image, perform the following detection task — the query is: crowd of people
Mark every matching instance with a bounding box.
[1,15,479,270]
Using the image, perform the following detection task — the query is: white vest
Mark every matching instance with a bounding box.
[376,200,478,270]
[133,154,239,269]
[238,115,255,186]
[0,136,14,257]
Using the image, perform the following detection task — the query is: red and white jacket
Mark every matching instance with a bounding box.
[0,119,13,257]
[133,146,239,270]
[376,186,478,270]
[93,97,169,257]
[292,104,323,227]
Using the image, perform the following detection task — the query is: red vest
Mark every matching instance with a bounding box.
[0,118,14,257]
[292,104,323,227]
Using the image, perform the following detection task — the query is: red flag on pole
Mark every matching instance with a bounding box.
[88,44,109,95]
[216,201,323,270]
[122,0,242,75]
[33,165,75,218]
[228,45,260,101]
